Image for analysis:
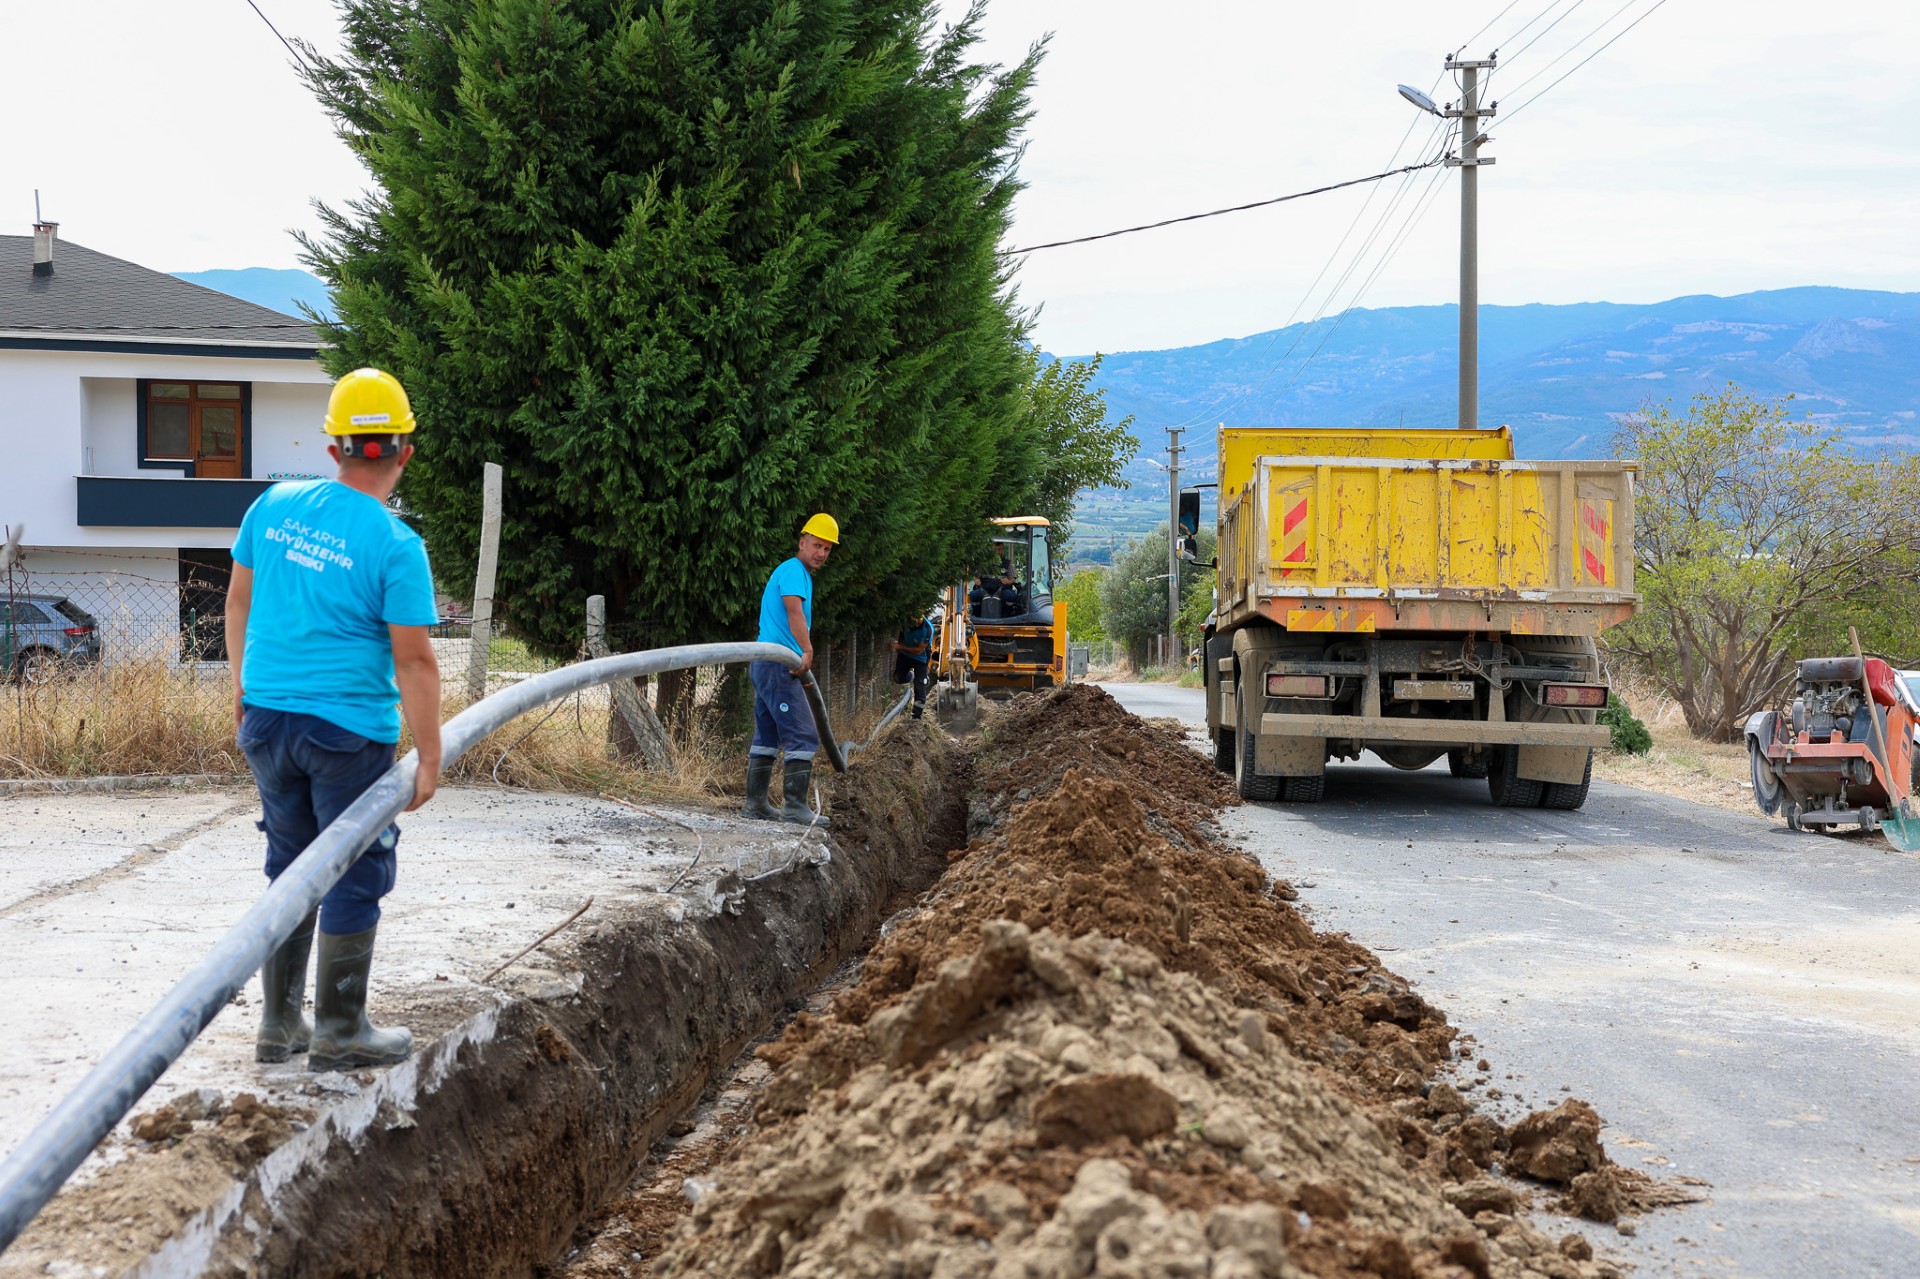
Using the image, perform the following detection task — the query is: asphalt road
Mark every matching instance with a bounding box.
[1097,681,1920,1278]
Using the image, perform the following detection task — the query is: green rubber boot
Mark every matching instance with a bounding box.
[309,927,413,1072]
[742,754,780,822]
[778,758,830,827]
[255,909,316,1063]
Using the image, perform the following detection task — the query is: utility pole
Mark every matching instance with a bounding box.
[1445,54,1495,430]
[1166,427,1183,650]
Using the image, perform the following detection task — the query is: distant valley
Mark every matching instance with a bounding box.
[169,271,1920,565]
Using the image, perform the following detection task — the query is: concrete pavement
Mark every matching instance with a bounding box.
[1098,679,1920,1278]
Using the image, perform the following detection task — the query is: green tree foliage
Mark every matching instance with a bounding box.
[1055,565,1106,642]
[1609,384,1920,741]
[299,0,1045,653]
[1018,353,1137,548]
[1098,523,1214,664]
[1599,695,1652,755]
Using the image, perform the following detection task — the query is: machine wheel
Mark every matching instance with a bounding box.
[1234,679,1280,802]
[1749,738,1785,816]
[1487,745,1544,808]
[1281,774,1326,803]
[1447,749,1490,779]
[1784,802,1805,833]
[11,648,64,686]
[1538,749,1594,811]
[1213,729,1235,774]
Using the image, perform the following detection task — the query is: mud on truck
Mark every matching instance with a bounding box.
[1202,427,1638,811]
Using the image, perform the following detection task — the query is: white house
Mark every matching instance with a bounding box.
[0,222,332,660]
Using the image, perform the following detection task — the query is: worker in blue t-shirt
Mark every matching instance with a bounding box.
[891,613,934,719]
[745,513,839,825]
[225,367,442,1074]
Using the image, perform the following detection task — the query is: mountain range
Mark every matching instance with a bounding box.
[170,270,1920,555]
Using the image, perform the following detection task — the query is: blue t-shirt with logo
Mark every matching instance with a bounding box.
[232,479,439,744]
[757,556,813,656]
[899,619,933,665]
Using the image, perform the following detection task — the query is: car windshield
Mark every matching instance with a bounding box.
[1903,675,1920,705]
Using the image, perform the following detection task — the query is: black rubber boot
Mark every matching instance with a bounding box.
[778,758,829,827]
[255,909,316,1063]
[742,755,780,821]
[309,927,413,1072]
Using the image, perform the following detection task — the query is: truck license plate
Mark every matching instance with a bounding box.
[1394,679,1474,701]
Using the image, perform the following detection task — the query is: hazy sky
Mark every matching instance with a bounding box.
[4,1,1914,355]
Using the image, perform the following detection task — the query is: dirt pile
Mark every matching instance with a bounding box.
[596,686,1685,1277]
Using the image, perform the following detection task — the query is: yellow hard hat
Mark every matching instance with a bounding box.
[323,368,417,437]
[801,513,840,544]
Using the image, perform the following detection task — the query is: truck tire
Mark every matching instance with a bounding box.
[1447,749,1490,779]
[1538,749,1594,811]
[1234,679,1280,802]
[1488,745,1544,807]
[1213,729,1235,774]
[1281,775,1326,803]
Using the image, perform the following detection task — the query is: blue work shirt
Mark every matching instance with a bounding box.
[899,619,933,664]
[232,479,439,744]
[757,556,814,656]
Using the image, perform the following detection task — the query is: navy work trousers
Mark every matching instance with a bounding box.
[239,707,400,935]
[749,658,820,760]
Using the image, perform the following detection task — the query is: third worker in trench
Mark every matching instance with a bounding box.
[743,513,839,826]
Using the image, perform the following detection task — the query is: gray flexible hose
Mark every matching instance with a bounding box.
[0,641,841,1254]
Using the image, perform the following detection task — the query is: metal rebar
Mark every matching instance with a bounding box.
[0,640,841,1254]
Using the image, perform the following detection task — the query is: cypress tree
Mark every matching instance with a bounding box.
[300,0,1042,651]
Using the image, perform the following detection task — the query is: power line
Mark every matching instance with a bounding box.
[997,159,1445,257]
[1502,0,1672,122]
[1454,0,1526,57]
[1497,0,1577,53]
[1496,0,1643,101]
[241,0,308,67]
[1505,0,1590,65]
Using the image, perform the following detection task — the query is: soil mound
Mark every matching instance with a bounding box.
[583,684,1681,1277]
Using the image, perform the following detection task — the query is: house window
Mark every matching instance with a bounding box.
[141,381,248,478]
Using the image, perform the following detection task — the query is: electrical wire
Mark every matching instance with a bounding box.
[1502,0,1590,65]
[1495,0,1643,101]
[1500,0,1673,122]
[241,0,308,66]
[1496,0,1577,55]
[997,159,1445,257]
[1453,0,1526,57]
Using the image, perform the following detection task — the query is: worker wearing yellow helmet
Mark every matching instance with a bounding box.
[744,513,839,825]
[225,367,442,1073]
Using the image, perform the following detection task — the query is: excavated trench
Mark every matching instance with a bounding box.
[6,689,1700,1279]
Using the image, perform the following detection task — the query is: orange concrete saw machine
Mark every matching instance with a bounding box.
[1746,635,1920,852]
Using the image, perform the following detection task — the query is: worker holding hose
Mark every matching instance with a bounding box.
[224,368,441,1073]
[744,514,837,826]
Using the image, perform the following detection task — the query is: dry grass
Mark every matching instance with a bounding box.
[1,659,915,811]
[0,660,245,780]
[1593,674,1755,813]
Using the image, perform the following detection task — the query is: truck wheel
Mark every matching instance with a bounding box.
[1213,730,1235,774]
[1281,775,1326,803]
[1447,749,1490,779]
[1538,749,1593,811]
[1234,680,1280,802]
[1487,746,1544,807]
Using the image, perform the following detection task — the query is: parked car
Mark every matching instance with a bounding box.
[1,594,101,683]
[1898,670,1920,749]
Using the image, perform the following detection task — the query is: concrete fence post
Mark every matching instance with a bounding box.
[585,594,672,772]
[466,463,503,703]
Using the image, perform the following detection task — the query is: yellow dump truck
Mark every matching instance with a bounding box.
[1202,426,1637,809]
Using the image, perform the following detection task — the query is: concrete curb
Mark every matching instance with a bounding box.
[0,773,241,797]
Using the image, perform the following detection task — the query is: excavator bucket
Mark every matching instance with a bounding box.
[934,682,978,732]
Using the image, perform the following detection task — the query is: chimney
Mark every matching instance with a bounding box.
[32,220,56,276]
